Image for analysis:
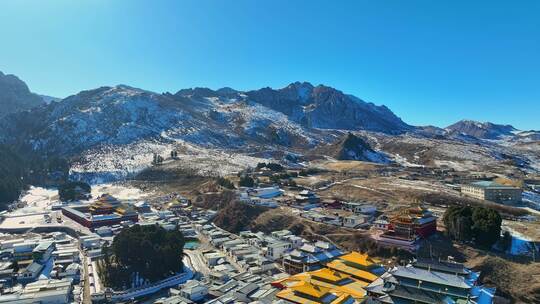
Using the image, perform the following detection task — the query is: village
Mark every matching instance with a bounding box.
[0,158,537,304]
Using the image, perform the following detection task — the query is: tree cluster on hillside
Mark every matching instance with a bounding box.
[100,225,185,290]
[299,167,324,176]
[0,146,26,207]
[443,205,502,247]
[269,173,297,186]
[216,177,235,189]
[152,153,164,165]
[213,200,268,233]
[238,175,255,187]
[255,162,283,172]
[0,144,69,209]
[193,190,237,210]
[58,181,91,201]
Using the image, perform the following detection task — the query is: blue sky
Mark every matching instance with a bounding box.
[0,0,538,129]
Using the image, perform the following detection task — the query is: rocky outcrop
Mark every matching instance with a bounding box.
[247,82,411,133]
[316,132,388,163]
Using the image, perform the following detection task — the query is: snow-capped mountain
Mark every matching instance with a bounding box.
[445,119,540,142]
[0,84,336,156]
[0,77,538,180]
[0,82,412,156]
[446,120,517,140]
[246,82,412,133]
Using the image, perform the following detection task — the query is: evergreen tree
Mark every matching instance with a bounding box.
[443,205,502,248]
[500,231,512,252]
[0,144,69,209]
[58,181,91,201]
[239,175,255,187]
[102,224,185,289]
[472,206,502,247]
[217,177,235,189]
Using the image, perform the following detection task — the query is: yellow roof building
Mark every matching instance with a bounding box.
[338,252,380,266]
[326,252,381,284]
[274,252,383,303]
[274,267,368,303]
[276,280,356,304]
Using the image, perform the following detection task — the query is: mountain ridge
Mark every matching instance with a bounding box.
[1,80,537,158]
[445,119,539,141]
[0,71,45,117]
[0,72,538,181]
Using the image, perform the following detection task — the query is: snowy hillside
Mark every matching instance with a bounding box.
[0,82,538,181]
[373,132,540,173]
[446,119,540,142]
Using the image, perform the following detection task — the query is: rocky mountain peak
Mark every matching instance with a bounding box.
[310,85,348,104]
[216,87,238,96]
[175,87,219,98]
[282,81,314,101]
[0,71,44,117]
[316,132,388,163]
[244,82,411,133]
[446,120,517,139]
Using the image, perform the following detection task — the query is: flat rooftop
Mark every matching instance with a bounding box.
[468,181,520,190]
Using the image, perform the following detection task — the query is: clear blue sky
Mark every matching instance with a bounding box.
[0,1,538,129]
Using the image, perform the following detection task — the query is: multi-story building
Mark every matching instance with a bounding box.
[295,190,320,205]
[0,278,73,303]
[461,181,522,204]
[325,252,385,284]
[17,262,44,284]
[366,258,495,304]
[282,241,343,274]
[12,240,40,261]
[273,252,386,304]
[265,240,292,260]
[341,202,377,215]
[373,207,437,252]
[61,196,138,229]
[32,241,55,263]
[273,267,368,303]
[389,206,437,239]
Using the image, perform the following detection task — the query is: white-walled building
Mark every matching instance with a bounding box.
[265,240,292,260]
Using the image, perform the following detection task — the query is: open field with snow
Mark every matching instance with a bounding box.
[316,160,382,172]
[10,187,58,215]
[0,214,47,229]
[318,176,462,206]
[70,138,267,183]
[91,183,153,201]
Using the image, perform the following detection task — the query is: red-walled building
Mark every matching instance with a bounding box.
[387,206,437,239]
[62,205,138,229]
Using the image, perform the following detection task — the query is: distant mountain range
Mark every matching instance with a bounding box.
[0,77,416,156]
[0,71,538,179]
[445,120,540,141]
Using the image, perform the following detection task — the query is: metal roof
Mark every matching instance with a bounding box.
[391,266,473,289]
[469,181,519,189]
